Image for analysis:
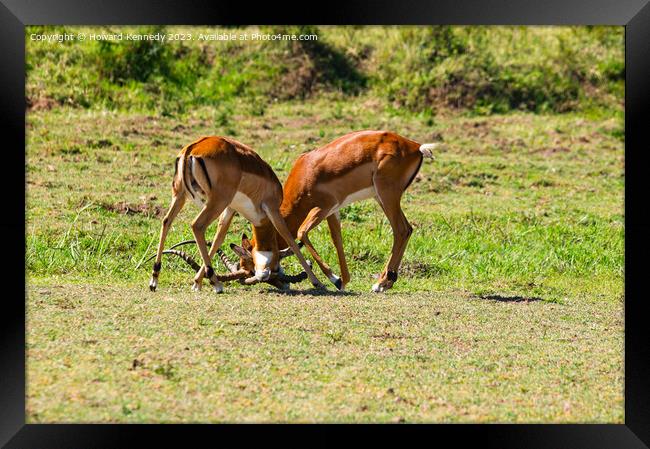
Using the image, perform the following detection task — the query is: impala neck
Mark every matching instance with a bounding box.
[252,222,279,254]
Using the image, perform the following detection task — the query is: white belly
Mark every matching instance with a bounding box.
[339,186,376,209]
[231,192,265,226]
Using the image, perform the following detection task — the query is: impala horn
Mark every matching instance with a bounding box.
[278,241,304,259]
[161,249,201,272]
[168,239,204,250]
[216,248,240,273]
[242,276,262,285]
[242,269,308,286]
[276,271,308,283]
[141,248,248,282]
[140,249,201,271]
[169,241,240,275]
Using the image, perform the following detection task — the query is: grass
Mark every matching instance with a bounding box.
[26,26,623,114]
[26,99,624,301]
[25,25,624,422]
[27,284,623,423]
[26,97,624,422]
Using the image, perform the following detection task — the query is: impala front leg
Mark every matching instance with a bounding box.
[150,193,186,291]
[190,199,229,293]
[327,213,350,289]
[263,205,325,289]
[297,207,344,290]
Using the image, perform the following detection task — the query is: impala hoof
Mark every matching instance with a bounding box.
[327,274,344,291]
[149,278,158,292]
[192,282,202,292]
[212,282,224,294]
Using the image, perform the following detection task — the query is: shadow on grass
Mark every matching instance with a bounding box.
[479,294,544,303]
[264,287,360,297]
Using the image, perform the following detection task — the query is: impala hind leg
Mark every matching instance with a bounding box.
[262,205,325,289]
[327,213,350,289]
[150,194,186,291]
[297,207,343,290]
[190,198,232,293]
[372,180,413,293]
[194,207,236,286]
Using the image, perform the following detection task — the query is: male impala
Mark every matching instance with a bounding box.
[148,135,323,293]
[230,130,443,292]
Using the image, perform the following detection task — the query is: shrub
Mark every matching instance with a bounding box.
[26,25,623,115]
[93,26,172,84]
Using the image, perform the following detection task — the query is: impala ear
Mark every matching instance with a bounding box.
[230,243,252,260]
[241,233,253,251]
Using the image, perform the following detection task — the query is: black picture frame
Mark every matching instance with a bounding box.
[3,0,649,447]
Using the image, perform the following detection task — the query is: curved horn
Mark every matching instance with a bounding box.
[278,241,304,259]
[278,247,293,259]
[217,248,239,273]
[168,239,204,251]
[160,249,202,272]
[138,248,202,271]
[165,249,249,282]
[242,275,262,285]
[276,271,308,283]
[138,252,158,269]
[214,269,249,282]
[151,249,248,281]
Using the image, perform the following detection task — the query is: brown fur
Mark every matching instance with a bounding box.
[246,130,427,292]
[150,136,322,292]
[280,131,422,238]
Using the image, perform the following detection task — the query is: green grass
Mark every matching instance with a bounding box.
[26,99,624,300]
[26,26,623,115]
[26,25,624,422]
[26,97,624,422]
[27,283,622,423]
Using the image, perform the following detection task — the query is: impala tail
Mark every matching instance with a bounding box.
[418,142,447,159]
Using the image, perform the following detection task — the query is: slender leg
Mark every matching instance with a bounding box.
[150,193,186,291]
[372,178,413,293]
[190,198,231,293]
[297,207,343,290]
[327,213,350,289]
[263,205,325,289]
[194,207,236,285]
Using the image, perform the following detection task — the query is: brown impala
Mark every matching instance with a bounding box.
[224,130,443,293]
[148,136,323,293]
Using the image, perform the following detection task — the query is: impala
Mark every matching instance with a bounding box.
[229,130,443,292]
[148,135,323,293]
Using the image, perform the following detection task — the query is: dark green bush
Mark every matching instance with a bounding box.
[93,26,172,84]
[26,25,623,115]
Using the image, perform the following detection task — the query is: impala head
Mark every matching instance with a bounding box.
[229,233,280,282]
[220,233,306,286]
[230,233,299,277]
[229,234,256,274]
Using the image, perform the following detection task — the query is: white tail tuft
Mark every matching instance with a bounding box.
[419,143,447,159]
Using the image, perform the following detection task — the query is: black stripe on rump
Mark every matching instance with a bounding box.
[181,137,211,199]
[172,157,179,187]
[183,154,196,199]
[197,157,212,190]
[404,153,424,190]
